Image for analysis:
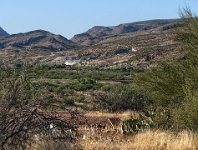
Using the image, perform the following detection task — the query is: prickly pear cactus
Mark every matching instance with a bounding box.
[122,114,153,134]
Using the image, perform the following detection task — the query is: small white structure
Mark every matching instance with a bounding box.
[54,56,86,66]
[64,60,80,66]
[64,56,85,67]
[49,124,54,129]
[132,47,138,52]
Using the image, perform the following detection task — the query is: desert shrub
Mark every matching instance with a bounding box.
[133,9,198,131]
[61,78,102,91]
[171,90,198,130]
[15,63,23,69]
[134,62,186,108]
[75,93,85,102]
[0,67,79,149]
[56,86,75,96]
[41,94,55,107]
[101,84,116,91]
[134,59,198,130]
[94,84,149,112]
[79,77,97,85]
[63,97,75,106]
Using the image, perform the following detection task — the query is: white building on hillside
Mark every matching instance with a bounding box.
[54,56,86,66]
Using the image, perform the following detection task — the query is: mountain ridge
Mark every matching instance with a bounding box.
[0,19,183,67]
[71,19,182,46]
[0,29,80,51]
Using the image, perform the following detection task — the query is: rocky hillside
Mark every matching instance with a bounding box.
[0,19,183,67]
[0,30,79,51]
[0,27,9,37]
[66,19,184,69]
[71,19,181,46]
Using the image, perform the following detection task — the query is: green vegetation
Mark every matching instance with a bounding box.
[122,114,153,134]
[1,9,197,134]
[133,9,198,131]
[30,65,135,80]
[0,67,78,150]
[95,84,149,112]
[1,8,198,150]
[0,64,137,110]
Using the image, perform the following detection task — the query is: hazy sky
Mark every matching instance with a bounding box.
[0,0,198,38]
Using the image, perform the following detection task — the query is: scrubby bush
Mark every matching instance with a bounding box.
[63,78,102,91]
[0,67,79,149]
[63,97,75,106]
[79,77,97,84]
[133,9,198,131]
[95,84,149,112]
[41,94,55,107]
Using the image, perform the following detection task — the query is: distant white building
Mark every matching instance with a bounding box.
[64,60,80,66]
[54,56,86,66]
[65,56,86,66]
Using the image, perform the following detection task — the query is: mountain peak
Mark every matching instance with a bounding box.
[0,30,80,51]
[27,29,50,34]
[0,27,9,36]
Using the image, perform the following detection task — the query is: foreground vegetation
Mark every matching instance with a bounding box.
[133,9,198,131]
[80,129,198,150]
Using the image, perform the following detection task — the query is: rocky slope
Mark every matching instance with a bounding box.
[66,19,183,68]
[0,27,9,37]
[71,19,181,46]
[0,30,79,51]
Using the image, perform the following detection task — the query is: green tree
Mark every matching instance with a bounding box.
[134,8,198,130]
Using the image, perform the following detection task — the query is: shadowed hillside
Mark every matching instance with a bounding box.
[0,27,9,37]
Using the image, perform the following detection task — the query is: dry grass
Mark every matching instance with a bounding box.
[79,129,198,150]
[25,128,198,150]
[22,111,198,150]
[85,111,136,120]
[132,130,198,150]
